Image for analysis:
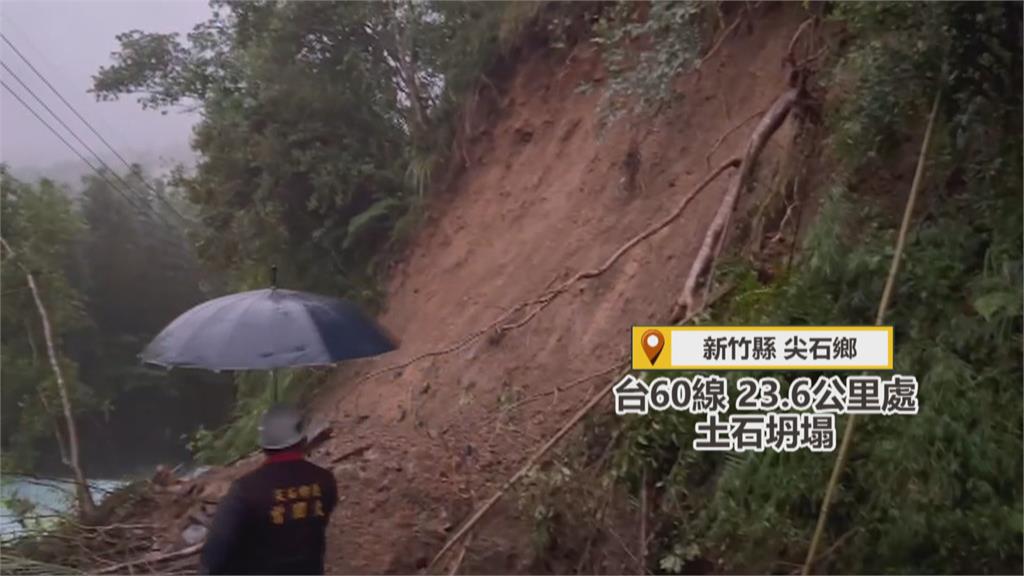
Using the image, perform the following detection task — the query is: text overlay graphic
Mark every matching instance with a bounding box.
[631,326,893,370]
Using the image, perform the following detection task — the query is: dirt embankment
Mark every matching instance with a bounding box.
[99,4,815,574]
[311,4,809,573]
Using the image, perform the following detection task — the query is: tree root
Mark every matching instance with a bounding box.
[484,364,622,428]
[341,303,532,411]
[694,14,743,86]
[341,159,739,411]
[606,525,641,569]
[673,88,800,321]
[496,158,740,336]
[784,17,816,69]
[427,283,735,574]
[427,357,628,573]
[705,107,768,171]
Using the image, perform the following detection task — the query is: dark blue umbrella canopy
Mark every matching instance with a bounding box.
[140,288,397,371]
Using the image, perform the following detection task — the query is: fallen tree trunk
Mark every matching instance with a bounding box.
[674,88,801,320]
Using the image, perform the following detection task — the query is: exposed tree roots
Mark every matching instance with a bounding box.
[673,87,800,321]
[340,157,740,415]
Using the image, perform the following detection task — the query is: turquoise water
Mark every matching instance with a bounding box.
[1,476,125,538]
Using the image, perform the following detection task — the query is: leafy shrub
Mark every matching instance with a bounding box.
[590,1,706,128]
[189,368,329,464]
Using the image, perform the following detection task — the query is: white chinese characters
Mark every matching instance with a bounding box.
[613,374,919,452]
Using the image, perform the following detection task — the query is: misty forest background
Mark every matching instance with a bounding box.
[2,0,556,477]
[2,166,232,477]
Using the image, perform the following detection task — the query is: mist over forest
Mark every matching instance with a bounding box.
[6,142,195,192]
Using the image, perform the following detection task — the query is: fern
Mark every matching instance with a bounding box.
[342,197,404,251]
[405,148,439,200]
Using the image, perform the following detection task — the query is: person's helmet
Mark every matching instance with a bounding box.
[258,404,307,450]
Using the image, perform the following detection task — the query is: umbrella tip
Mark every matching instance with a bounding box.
[271,265,278,289]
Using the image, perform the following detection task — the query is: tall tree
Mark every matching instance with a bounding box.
[91,1,536,301]
[70,168,233,475]
[89,0,568,457]
[0,168,95,515]
[93,1,413,300]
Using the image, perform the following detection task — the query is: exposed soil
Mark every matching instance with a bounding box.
[311,4,808,573]
[93,4,814,574]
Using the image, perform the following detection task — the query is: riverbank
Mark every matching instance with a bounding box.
[1,476,124,539]
[0,462,224,574]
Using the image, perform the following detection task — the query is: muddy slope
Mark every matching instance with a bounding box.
[309,5,808,573]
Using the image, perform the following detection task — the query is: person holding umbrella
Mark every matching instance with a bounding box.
[140,269,398,574]
[199,404,338,574]
[139,268,398,400]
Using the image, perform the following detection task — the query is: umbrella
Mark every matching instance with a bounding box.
[140,268,397,399]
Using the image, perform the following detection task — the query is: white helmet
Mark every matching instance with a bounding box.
[258,404,307,450]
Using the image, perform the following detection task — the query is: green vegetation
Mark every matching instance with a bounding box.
[1,170,89,471]
[90,0,590,462]
[187,368,331,464]
[5,2,1020,572]
[1,167,233,477]
[91,0,562,306]
[590,1,706,127]
[608,2,1022,573]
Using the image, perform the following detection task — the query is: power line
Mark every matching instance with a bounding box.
[3,78,200,269]
[1,62,181,231]
[1,78,166,226]
[1,33,190,225]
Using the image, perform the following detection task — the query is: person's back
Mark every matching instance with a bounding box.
[200,405,338,575]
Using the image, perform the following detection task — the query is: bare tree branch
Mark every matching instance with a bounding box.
[1,237,95,517]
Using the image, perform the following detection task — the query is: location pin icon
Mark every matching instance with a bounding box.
[641,329,665,365]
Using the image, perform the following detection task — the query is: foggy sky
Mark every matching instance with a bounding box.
[0,0,212,172]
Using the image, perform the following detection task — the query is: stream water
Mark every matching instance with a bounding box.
[1,476,125,538]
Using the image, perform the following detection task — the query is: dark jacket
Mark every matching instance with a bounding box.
[199,451,338,575]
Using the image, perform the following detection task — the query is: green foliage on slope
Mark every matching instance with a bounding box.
[613,3,1022,573]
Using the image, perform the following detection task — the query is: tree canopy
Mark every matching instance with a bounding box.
[92,0,545,303]
[1,166,233,477]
